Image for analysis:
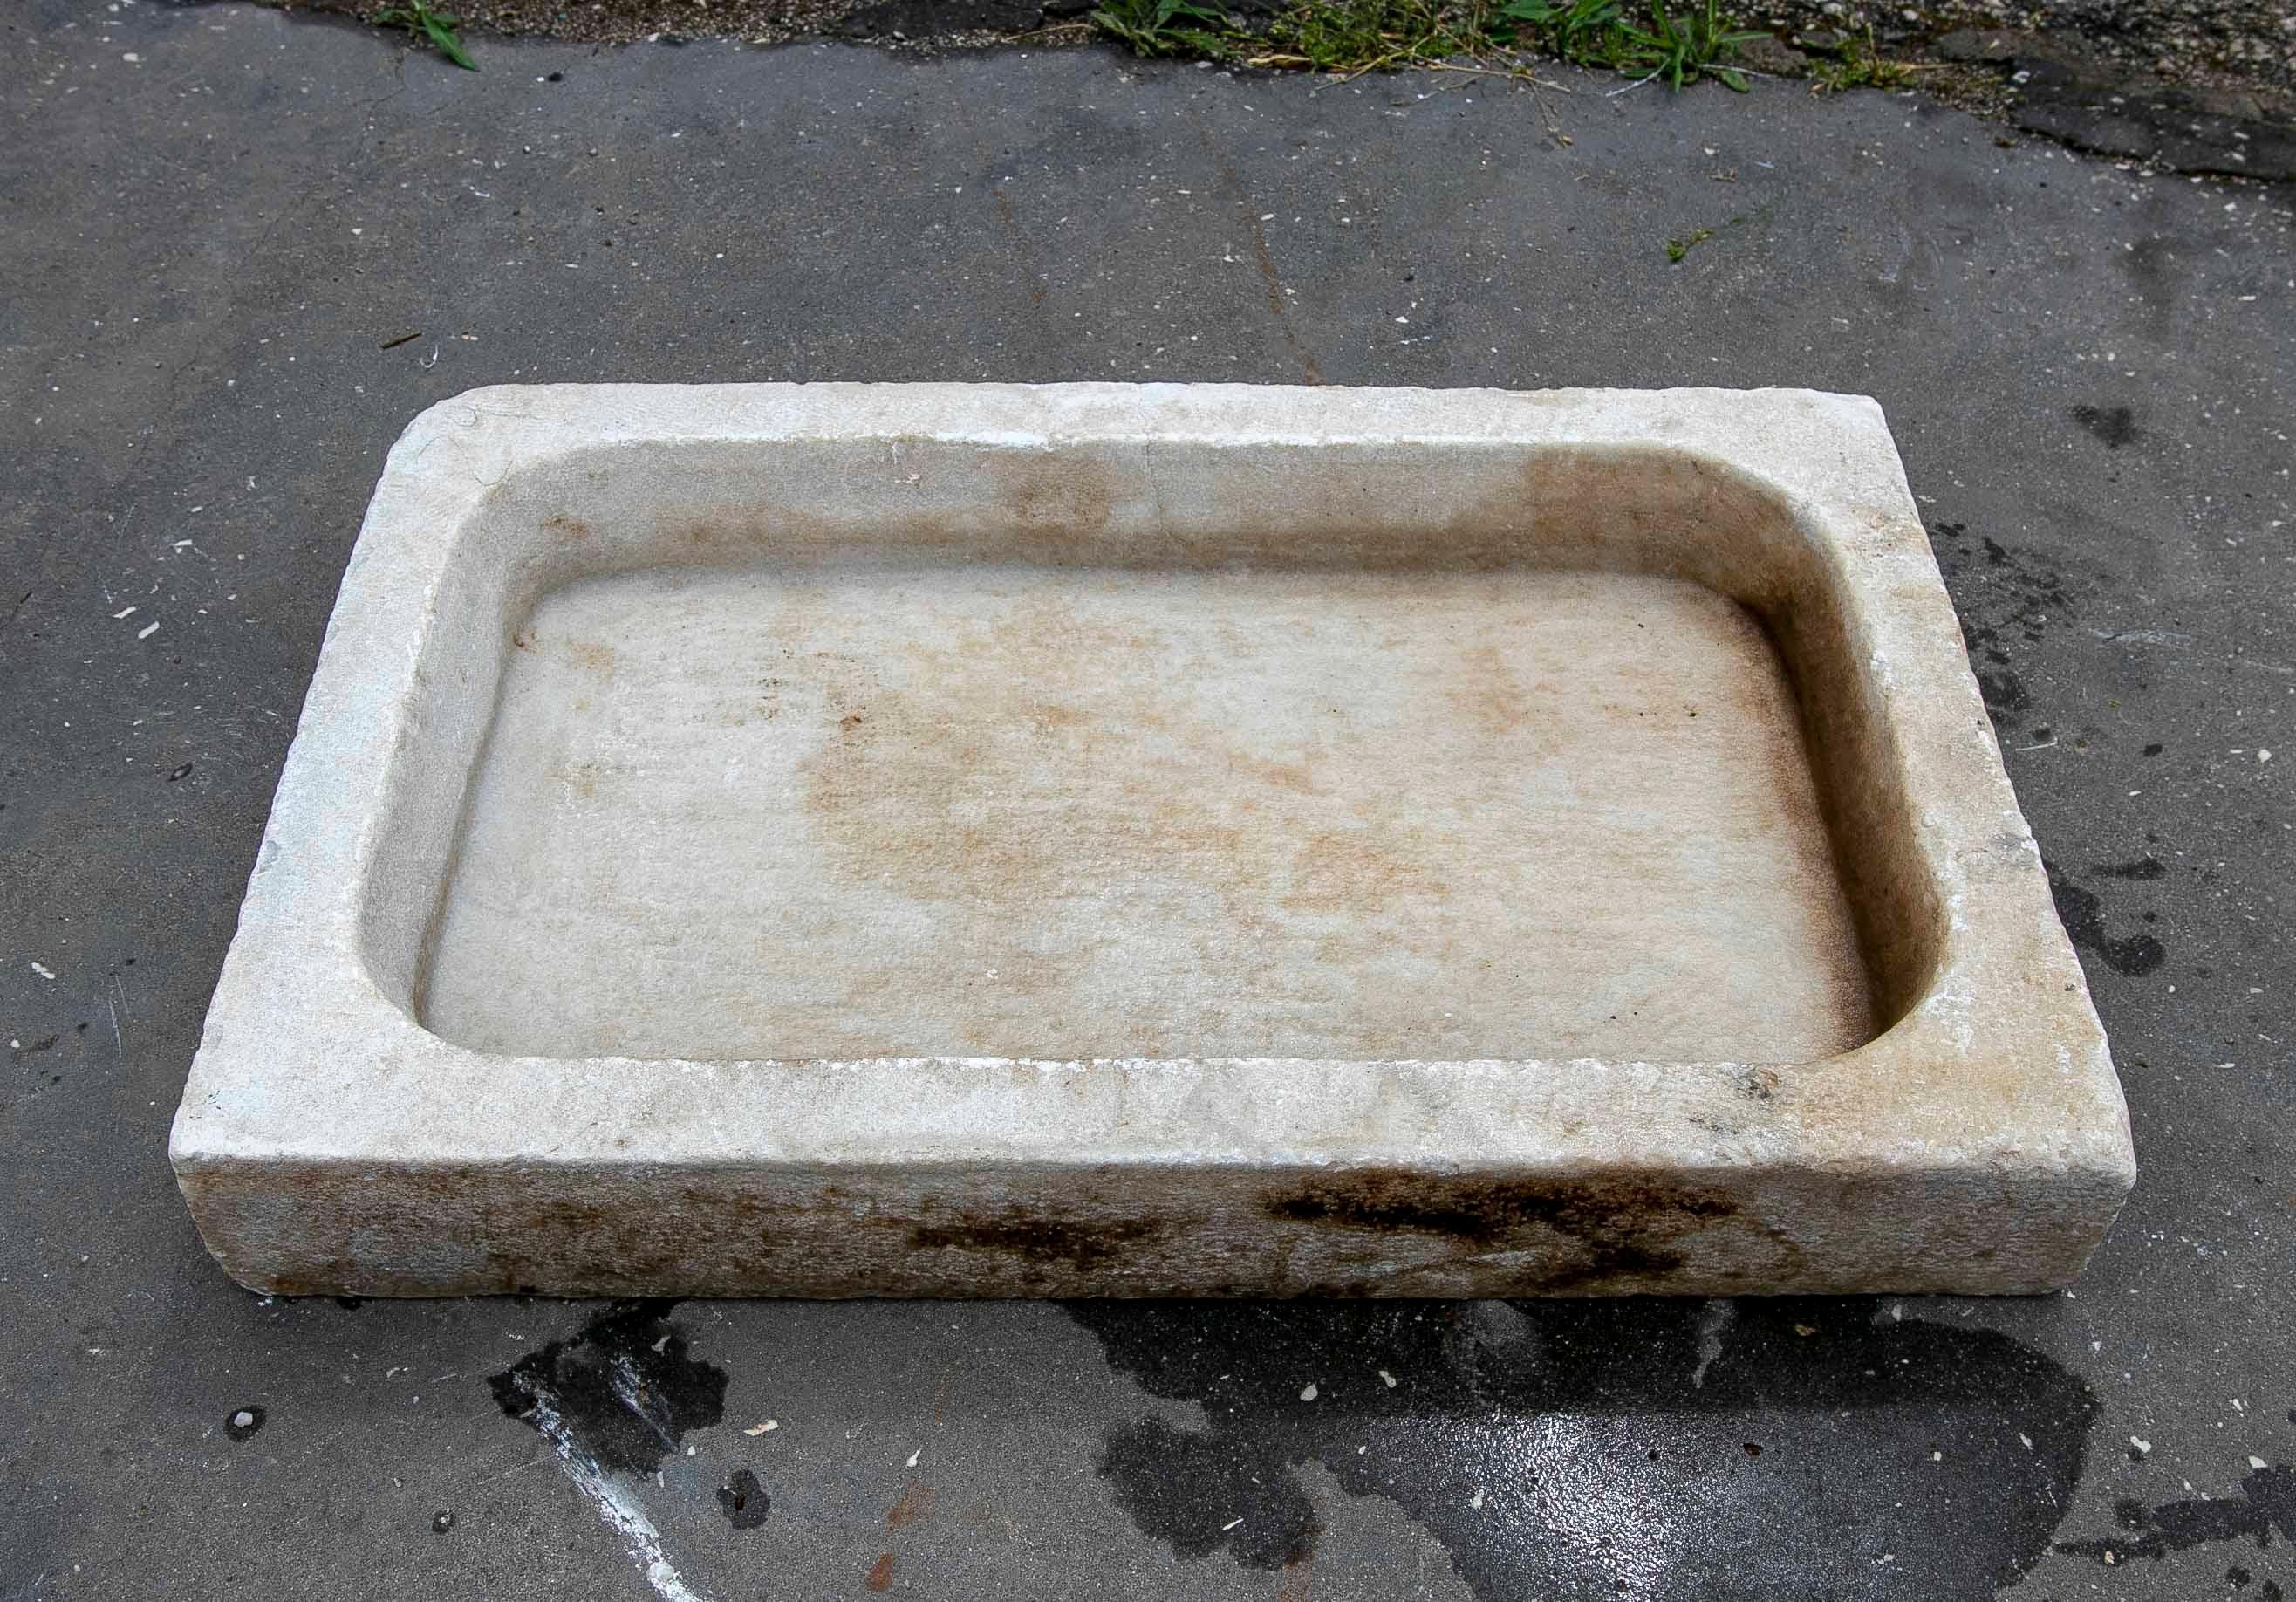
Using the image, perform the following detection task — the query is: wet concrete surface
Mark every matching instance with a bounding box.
[3,6,2293,1598]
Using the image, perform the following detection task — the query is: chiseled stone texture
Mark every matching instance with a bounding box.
[169,384,2135,1297]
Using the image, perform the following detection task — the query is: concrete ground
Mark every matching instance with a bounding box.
[3,5,2293,1598]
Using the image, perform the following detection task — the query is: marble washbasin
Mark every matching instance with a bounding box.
[170,384,2134,1297]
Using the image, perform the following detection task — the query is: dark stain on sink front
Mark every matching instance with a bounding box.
[1263,1172,1737,1248]
[1268,1173,1745,1294]
[881,1176,1746,1294]
[908,1208,1170,1273]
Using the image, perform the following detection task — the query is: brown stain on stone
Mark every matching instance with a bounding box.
[1262,1171,1739,1290]
[1025,700,1092,731]
[1280,828,1449,915]
[1739,1065,1782,1102]
[653,448,1114,568]
[543,513,591,540]
[553,759,599,800]
[1448,641,1534,736]
[907,1208,1166,1273]
[983,452,1116,544]
[1223,750,1322,795]
[792,592,1273,929]
[567,640,617,676]
[864,1551,896,1592]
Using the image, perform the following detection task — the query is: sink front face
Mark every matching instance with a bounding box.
[421,562,1871,1065]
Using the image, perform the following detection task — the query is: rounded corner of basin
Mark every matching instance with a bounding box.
[1505,437,1818,558]
[348,939,475,1058]
[393,384,521,448]
[1627,397,1909,535]
[1773,385,1888,420]
[384,385,606,490]
[376,995,497,1065]
[1766,390,1897,458]
[1829,388,1891,425]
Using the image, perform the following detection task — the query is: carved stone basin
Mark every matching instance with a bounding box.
[171,384,2134,1297]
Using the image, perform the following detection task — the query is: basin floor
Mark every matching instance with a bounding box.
[421,560,1872,1063]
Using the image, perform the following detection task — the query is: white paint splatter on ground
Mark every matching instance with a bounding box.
[516,1385,711,1602]
[1690,1299,1735,1390]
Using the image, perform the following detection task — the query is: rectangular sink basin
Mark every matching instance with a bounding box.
[429,565,1868,1066]
[172,384,2135,1297]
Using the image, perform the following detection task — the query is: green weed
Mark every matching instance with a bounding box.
[1254,0,1484,72]
[375,0,478,69]
[1090,0,1237,57]
[1609,0,1761,89]
[1091,0,1765,91]
[1494,0,1619,65]
[1664,226,1713,261]
[1806,25,1915,92]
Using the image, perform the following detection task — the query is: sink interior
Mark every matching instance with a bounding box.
[417,558,1875,1063]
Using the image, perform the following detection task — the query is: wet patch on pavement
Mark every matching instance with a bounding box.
[1068,1297,2097,1600]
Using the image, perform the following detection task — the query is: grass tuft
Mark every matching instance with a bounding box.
[1609,0,1763,90]
[1805,25,1916,92]
[375,0,479,69]
[1498,0,1622,60]
[1091,0,1237,56]
[1093,0,1766,89]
